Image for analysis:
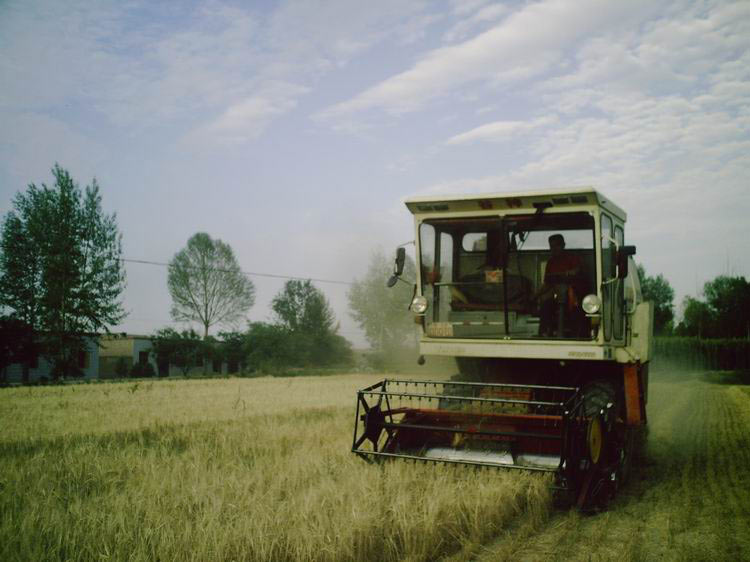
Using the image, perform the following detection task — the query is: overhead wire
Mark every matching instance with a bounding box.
[120,258,354,286]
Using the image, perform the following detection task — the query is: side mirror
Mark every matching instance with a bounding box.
[617,245,636,279]
[387,247,406,288]
[394,247,406,276]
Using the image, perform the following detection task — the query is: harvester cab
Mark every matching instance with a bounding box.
[352,188,653,510]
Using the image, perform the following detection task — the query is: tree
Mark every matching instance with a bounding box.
[637,265,674,335]
[272,279,335,334]
[167,233,255,339]
[677,296,715,338]
[673,275,750,339]
[348,248,416,351]
[150,328,203,376]
[218,330,247,374]
[271,280,350,366]
[702,275,750,339]
[245,322,293,373]
[0,165,125,378]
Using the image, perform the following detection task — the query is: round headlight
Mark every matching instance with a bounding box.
[582,294,601,314]
[410,295,428,314]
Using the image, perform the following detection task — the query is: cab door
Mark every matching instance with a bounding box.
[600,213,625,343]
[612,224,626,341]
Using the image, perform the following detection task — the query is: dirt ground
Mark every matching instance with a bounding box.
[473,367,750,561]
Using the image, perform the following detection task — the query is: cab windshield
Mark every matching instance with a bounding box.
[418,212,595,340]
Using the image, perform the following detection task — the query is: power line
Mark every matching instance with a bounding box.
[120,258,354,286]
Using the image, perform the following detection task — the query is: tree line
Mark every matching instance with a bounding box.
[150,279,353,376]
[638,264,750,339]
[0,166,354,380]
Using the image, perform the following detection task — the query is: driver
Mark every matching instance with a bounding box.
[533,234,586,336]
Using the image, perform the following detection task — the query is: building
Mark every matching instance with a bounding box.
[1,335,99,383]
[2,332,237,383]
[98,334,158,378]
[98,334,234,377]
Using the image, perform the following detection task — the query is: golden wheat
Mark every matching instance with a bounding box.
[0,375,552,561]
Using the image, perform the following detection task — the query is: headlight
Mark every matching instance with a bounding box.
[582,294,601,314]
[410,295,428,314]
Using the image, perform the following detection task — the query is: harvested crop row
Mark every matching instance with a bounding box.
[476,369,750,561]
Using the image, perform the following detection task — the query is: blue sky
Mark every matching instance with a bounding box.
[1,0,748,345]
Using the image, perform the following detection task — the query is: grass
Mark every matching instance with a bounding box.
[0,374,552,561]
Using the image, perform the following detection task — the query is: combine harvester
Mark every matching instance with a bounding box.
[352,188,653,510]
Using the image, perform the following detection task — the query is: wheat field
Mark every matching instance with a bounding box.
[0,375,552,561]
[3,368,749,561]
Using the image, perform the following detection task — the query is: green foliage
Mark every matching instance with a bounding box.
[129,360,155,378]
[676,275,750,339]
[676,296,715,338]
[703,276,750,338]
[272,279,335,333]
[269,280,352,369]
[245,322,293,374]
[244,321,353,374]
[217,331,246,374]
[167,233,255,339]
[114,357,129,378]
[150,328,203,376]
[637,264,674,335]
[655,336,750,370]
[152,281,353,376]
[348,248,417,351]
[0,165,125,377]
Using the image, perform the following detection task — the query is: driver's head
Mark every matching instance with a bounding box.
[548,234,565,256]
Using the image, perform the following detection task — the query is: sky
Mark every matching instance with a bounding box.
[1,0,748,346]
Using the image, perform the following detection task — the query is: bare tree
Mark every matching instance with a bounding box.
[167,233,255,339]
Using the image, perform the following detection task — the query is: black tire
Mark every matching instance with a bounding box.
[582,380,616,417]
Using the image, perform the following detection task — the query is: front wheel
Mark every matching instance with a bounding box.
[576,381,619,511]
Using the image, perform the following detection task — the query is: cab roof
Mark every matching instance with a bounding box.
[404,187,626,222]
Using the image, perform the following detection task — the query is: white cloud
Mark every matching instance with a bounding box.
[442,2,509,43]
[540,1,750,96]
[1,0,440,145]
[185,82,310,145]
[317,0,655,121]
[446,115,557,145]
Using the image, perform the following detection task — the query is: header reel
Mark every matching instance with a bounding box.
[352,379,625,511]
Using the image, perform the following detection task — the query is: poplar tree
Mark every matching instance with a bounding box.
[0,165,126,378]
